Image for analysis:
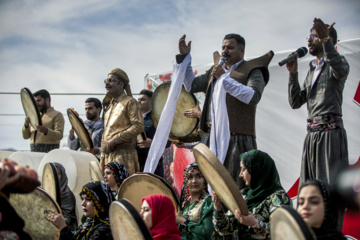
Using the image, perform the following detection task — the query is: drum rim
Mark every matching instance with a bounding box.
[151,81,199,137]
[112,199,153,240]
[118,172,179,211]
[271,206,316,240]
[20,87,42,129]
[42,162,62,206]
[36,186,62,213]
[193,143,248,215]
[89,161,104,181]
[67,108,94,149]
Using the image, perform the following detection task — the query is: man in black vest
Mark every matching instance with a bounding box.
[176,33,273,187]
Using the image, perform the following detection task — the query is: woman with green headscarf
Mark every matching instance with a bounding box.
[212,149,292,239]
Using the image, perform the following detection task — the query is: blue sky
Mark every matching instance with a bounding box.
[0,0,359,151]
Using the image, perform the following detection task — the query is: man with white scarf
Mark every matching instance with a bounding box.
[177,33,273,188]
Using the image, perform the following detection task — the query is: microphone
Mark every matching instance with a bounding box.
[278,47,308,66]
[218,56,226,66]
[212,56,227,83]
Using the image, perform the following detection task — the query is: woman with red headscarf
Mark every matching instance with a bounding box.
[140,194,181,240]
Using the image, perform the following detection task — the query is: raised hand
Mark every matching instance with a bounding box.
[179,34,191,55]
[313,18,335,39]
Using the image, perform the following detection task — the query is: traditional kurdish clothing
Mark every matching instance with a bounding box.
[179,51,273,188]
[104,161,129,199]
[53,163,78,232]
[142,194,181,240]
[179,163,215,240]
[60,181,115,240]
[22,107,64,152]
[288,40,349,187]
[68,119,104,158]
[213,150,292,239]
[298,180,346,240]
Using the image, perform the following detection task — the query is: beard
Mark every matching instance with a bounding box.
[86,112,97,121]
[39,104,47,114]
[309,43,323,56]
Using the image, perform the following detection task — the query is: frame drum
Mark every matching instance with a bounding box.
[118,173,179,213]
[42,162,62,206]
[151,82,199,138]
[67,108,93,149]
[270,206,316,240]
[193,143,248,215]
[9,187,61,240]
[89,160,104,181]
[20,87,42,130]
[38,149,97,224]
[110,199,153,240]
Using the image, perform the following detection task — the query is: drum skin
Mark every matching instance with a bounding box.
[9,187,61,240]
[20,87,42,130]
[270,206,316,240]
[193,143,248,215]
[89,161,104,181]
[109,199,153,240]
[67,108,93,149]
[118,173,179,213]
[42,163,62,206]
[151,82,198,138]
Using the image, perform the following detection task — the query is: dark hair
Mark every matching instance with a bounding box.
[33,89,51,102]
[85,98,102,109]
[310,24,337,45]
[139,89,153,99]
[224,33,246,47]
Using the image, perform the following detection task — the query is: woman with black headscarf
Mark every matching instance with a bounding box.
[212,149,292,239]
[46,181,115,239]
[297,179,346,240]
[103,162,129,199]
[53,162,78,231]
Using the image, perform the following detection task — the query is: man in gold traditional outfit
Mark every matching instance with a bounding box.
[99,68,144,175]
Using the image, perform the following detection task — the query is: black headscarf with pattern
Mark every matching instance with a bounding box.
[79,181,114,220]
[75,181,115,240]
[298,180,346,240]
[104,162,129,187]
[240,149,284,211]
[179,162,209,210]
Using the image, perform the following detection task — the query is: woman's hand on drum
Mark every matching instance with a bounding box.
[45,210,67,231]
[0,166,20,190]
[137,138,152,148]
[233,209,257,227]
[175,207,187,224]
[212,192,222,212]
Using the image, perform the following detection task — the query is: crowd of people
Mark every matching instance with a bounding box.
[0,17,358,239]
